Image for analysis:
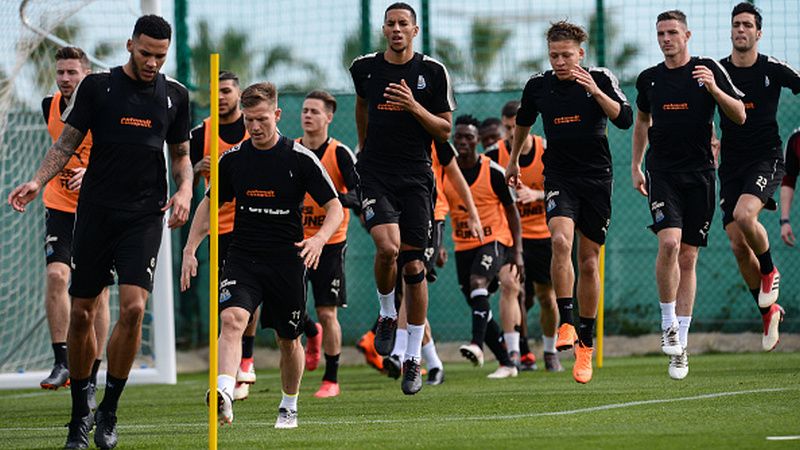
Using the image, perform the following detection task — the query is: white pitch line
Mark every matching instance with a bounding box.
[0,387,789,432]
[766,436,800,441]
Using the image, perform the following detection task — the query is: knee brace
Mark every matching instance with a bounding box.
[399,250,426,284]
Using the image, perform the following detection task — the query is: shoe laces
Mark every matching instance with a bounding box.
[377,317,395,340]
[277,408,297,422]
[661,326,680,347]
[402,359,421,381]
[670,351,688,368]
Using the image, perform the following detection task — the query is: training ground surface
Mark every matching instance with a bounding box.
[0,352,798,449]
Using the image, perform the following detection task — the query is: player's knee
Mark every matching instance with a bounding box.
[316,306,337,325]
[118,301,145,327]
[728,237,750,261]
[658,237,681,257]
[375,243,399,266]
[551,233,572,257]
[45,266,70,290]
[277,336,301,353]
[578,256,599,276]
[400,250,426,284]
[70,301,94,330]
[732,205,757,227]
[220,309,247,334]
[678,249,698,271]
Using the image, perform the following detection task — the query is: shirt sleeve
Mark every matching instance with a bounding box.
[63,75,97,134]
[516,76,541,127]
[484,148,499,163]
[703,59,745,99]
[349,57,369,99]
[433,140,456,167]
[771,58,800,95]
[635,70,652,114]
[490,163,515,205]
[594,68,633,129]
[166,84,191,145]
[208,150,236,204]
[335,144,361,211]
[41,97,52,124]
[783,132,800,189]
[299,150,337,207]
[428,63,456,114]
[189,122,206,166]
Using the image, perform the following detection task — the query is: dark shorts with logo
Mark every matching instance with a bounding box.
[718,157,784,228]
[220,251,306,339]
[44,208,75,266]
[69,203,164,298]
[544,174,612,245]
[455,241,508,300]
[646,169,715,247]
[306,241,347,308]
[360,168,434,249]
[523,237,552,288]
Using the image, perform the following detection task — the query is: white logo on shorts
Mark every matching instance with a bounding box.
[699,221,710,239]
[755,176,767,192]
[480,254,494,271]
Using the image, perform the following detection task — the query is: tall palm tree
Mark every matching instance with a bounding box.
[433,17,512,90]
[587,12,640,83]
[190,20,252,106]
[259,45,325,93]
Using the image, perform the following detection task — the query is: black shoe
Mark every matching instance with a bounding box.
[374,316,397,356]
[426,367,444,385]
[94,409,118,449]
[401,358,422,395]
[544,351,563,372]
[383,355,402,380]
[42,363,70,390]
[87,381,97,411]
[64,414,93,449]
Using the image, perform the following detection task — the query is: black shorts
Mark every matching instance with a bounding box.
[523,238,552,289]
[424,220,445,274]
[306,241,347,308]
[544,175,612,245]
[455,241,508,300]
[220,251,307,339]
[360,168,434,248]
[646,169,715,247]
[718,158,784,228]
[69,203,164,298]
[45,208,74,266]
[218,232,233,271]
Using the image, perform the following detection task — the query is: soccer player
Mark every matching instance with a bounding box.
[719,3,799,351]
[445,115,522,378]
[350,2,476,394]
[632,10,745,380]
[478,117,505,151]
[188,70,256,401]
[297,90,359,398]
[506,21,633,384]
[38,47,111,404]
[781,129,800,247]
[486,101,561,372]
[9,15,192,449]
[181,82,343,429]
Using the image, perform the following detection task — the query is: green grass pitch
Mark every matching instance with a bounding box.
[1,352,798,449]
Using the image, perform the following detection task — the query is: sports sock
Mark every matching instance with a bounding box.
[405,324,424,360]
[217,374,235,394]
[750,288,771,315]
[391,328,408,357]
[52,342,67,366]
[519,331,531,355]
[90,359,101,385]
[279,391,298,412]
[660,301,677,330]
[241,335,255,359]
[421,340,443,371]
[578,316,595,347]
[378,289,397,318]
[677,316,692,349]
[756,248,774,275]
[470,289,490,349]
[98,374,127,413]
[70,377,91,419]
[322,353,340,383]
[485,318,513,367]
[303,316,319,337]
[556,298,573,325]
[504,331,520,355]
[542,335,557,354]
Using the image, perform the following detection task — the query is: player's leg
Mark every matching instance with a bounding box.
[275,336,303,429]
[456,246,491,367]
[534,280,561,372]
[215,306,249,423]
[311,242,346,397]
[497,260,521,365]
[234,312,257,401]
[399,247,428,394]
[88,287,110,410]
[384,278,406,379]
[422,320,444,385]
[572,234,601,384]
[549,217,577,351]
[370,223,401,355]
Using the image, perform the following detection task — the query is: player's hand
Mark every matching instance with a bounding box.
[163,187,192,229]
[194,155,211,178]
[7,180,41,213]
[180,249,198,292]
[67,168,85,191]
[505,161,521,188]
[296,234,326,269]
[511,251,525,283]
[692,65,718,94]
[516,185,544,204]
[571,66,600,96]
[384,79,419,113]
[467,213,485,243]
[435,247,448,267]
[781,222,796,247]
[631,166,648,197]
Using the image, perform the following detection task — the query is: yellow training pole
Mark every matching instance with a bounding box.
[597,245,605,368]
[208,54,220,450]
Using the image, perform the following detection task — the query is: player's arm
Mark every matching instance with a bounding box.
[631,109,651,197]
[442,154,484,243]
[780,186,795,247]
[384,78,452,141]
[7,123,85,212]
[495,167,523,281]
[572,67,621,122]
[164,140,193,229]
[189,124,209,186]
[780,135,799,246]
[693,63,745,125]
[336,145,361,212]
[506,124,532,187]
[507,78,539,186]
[710,124,721,167]
[180,195,211,291]
[298,198,343,270]
[355,95,368,151]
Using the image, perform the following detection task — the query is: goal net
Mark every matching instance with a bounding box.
[0,0,176,389]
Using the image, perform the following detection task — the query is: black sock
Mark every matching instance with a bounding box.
[52,343,67,367]
[516,325,531,354]
[70,377,91,419]
[304,316,319,337]
[98,374,127,413]
[241,335,255,359]
[470,295,491,348]
[557,298,574,326]
[578,317,595,347]
[756,248,774,275]
[90,359,101,385]
[485,319,513,366]
[750,288,771,316]
[322,353,340,383]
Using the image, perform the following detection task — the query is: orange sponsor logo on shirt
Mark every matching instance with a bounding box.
[377,103,405,112]
[554,114,581,125]
[120,117,153,128]
[744,102,756,110]
[246,189,275,198]
[662,103,689,111]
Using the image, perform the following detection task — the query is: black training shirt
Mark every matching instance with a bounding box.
[516,68,632,177]
[636,57,743,172]
[65,67,190,212]
[719,54,800,166]
[212,136,337,259]
[783,130,800,189]
[350,52,456,174]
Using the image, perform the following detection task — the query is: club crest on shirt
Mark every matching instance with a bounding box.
[417,75,426,90]
[764,75,770,87]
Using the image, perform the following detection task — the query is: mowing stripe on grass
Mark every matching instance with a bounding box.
[766,436,800,441]
[0,387,787,432]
